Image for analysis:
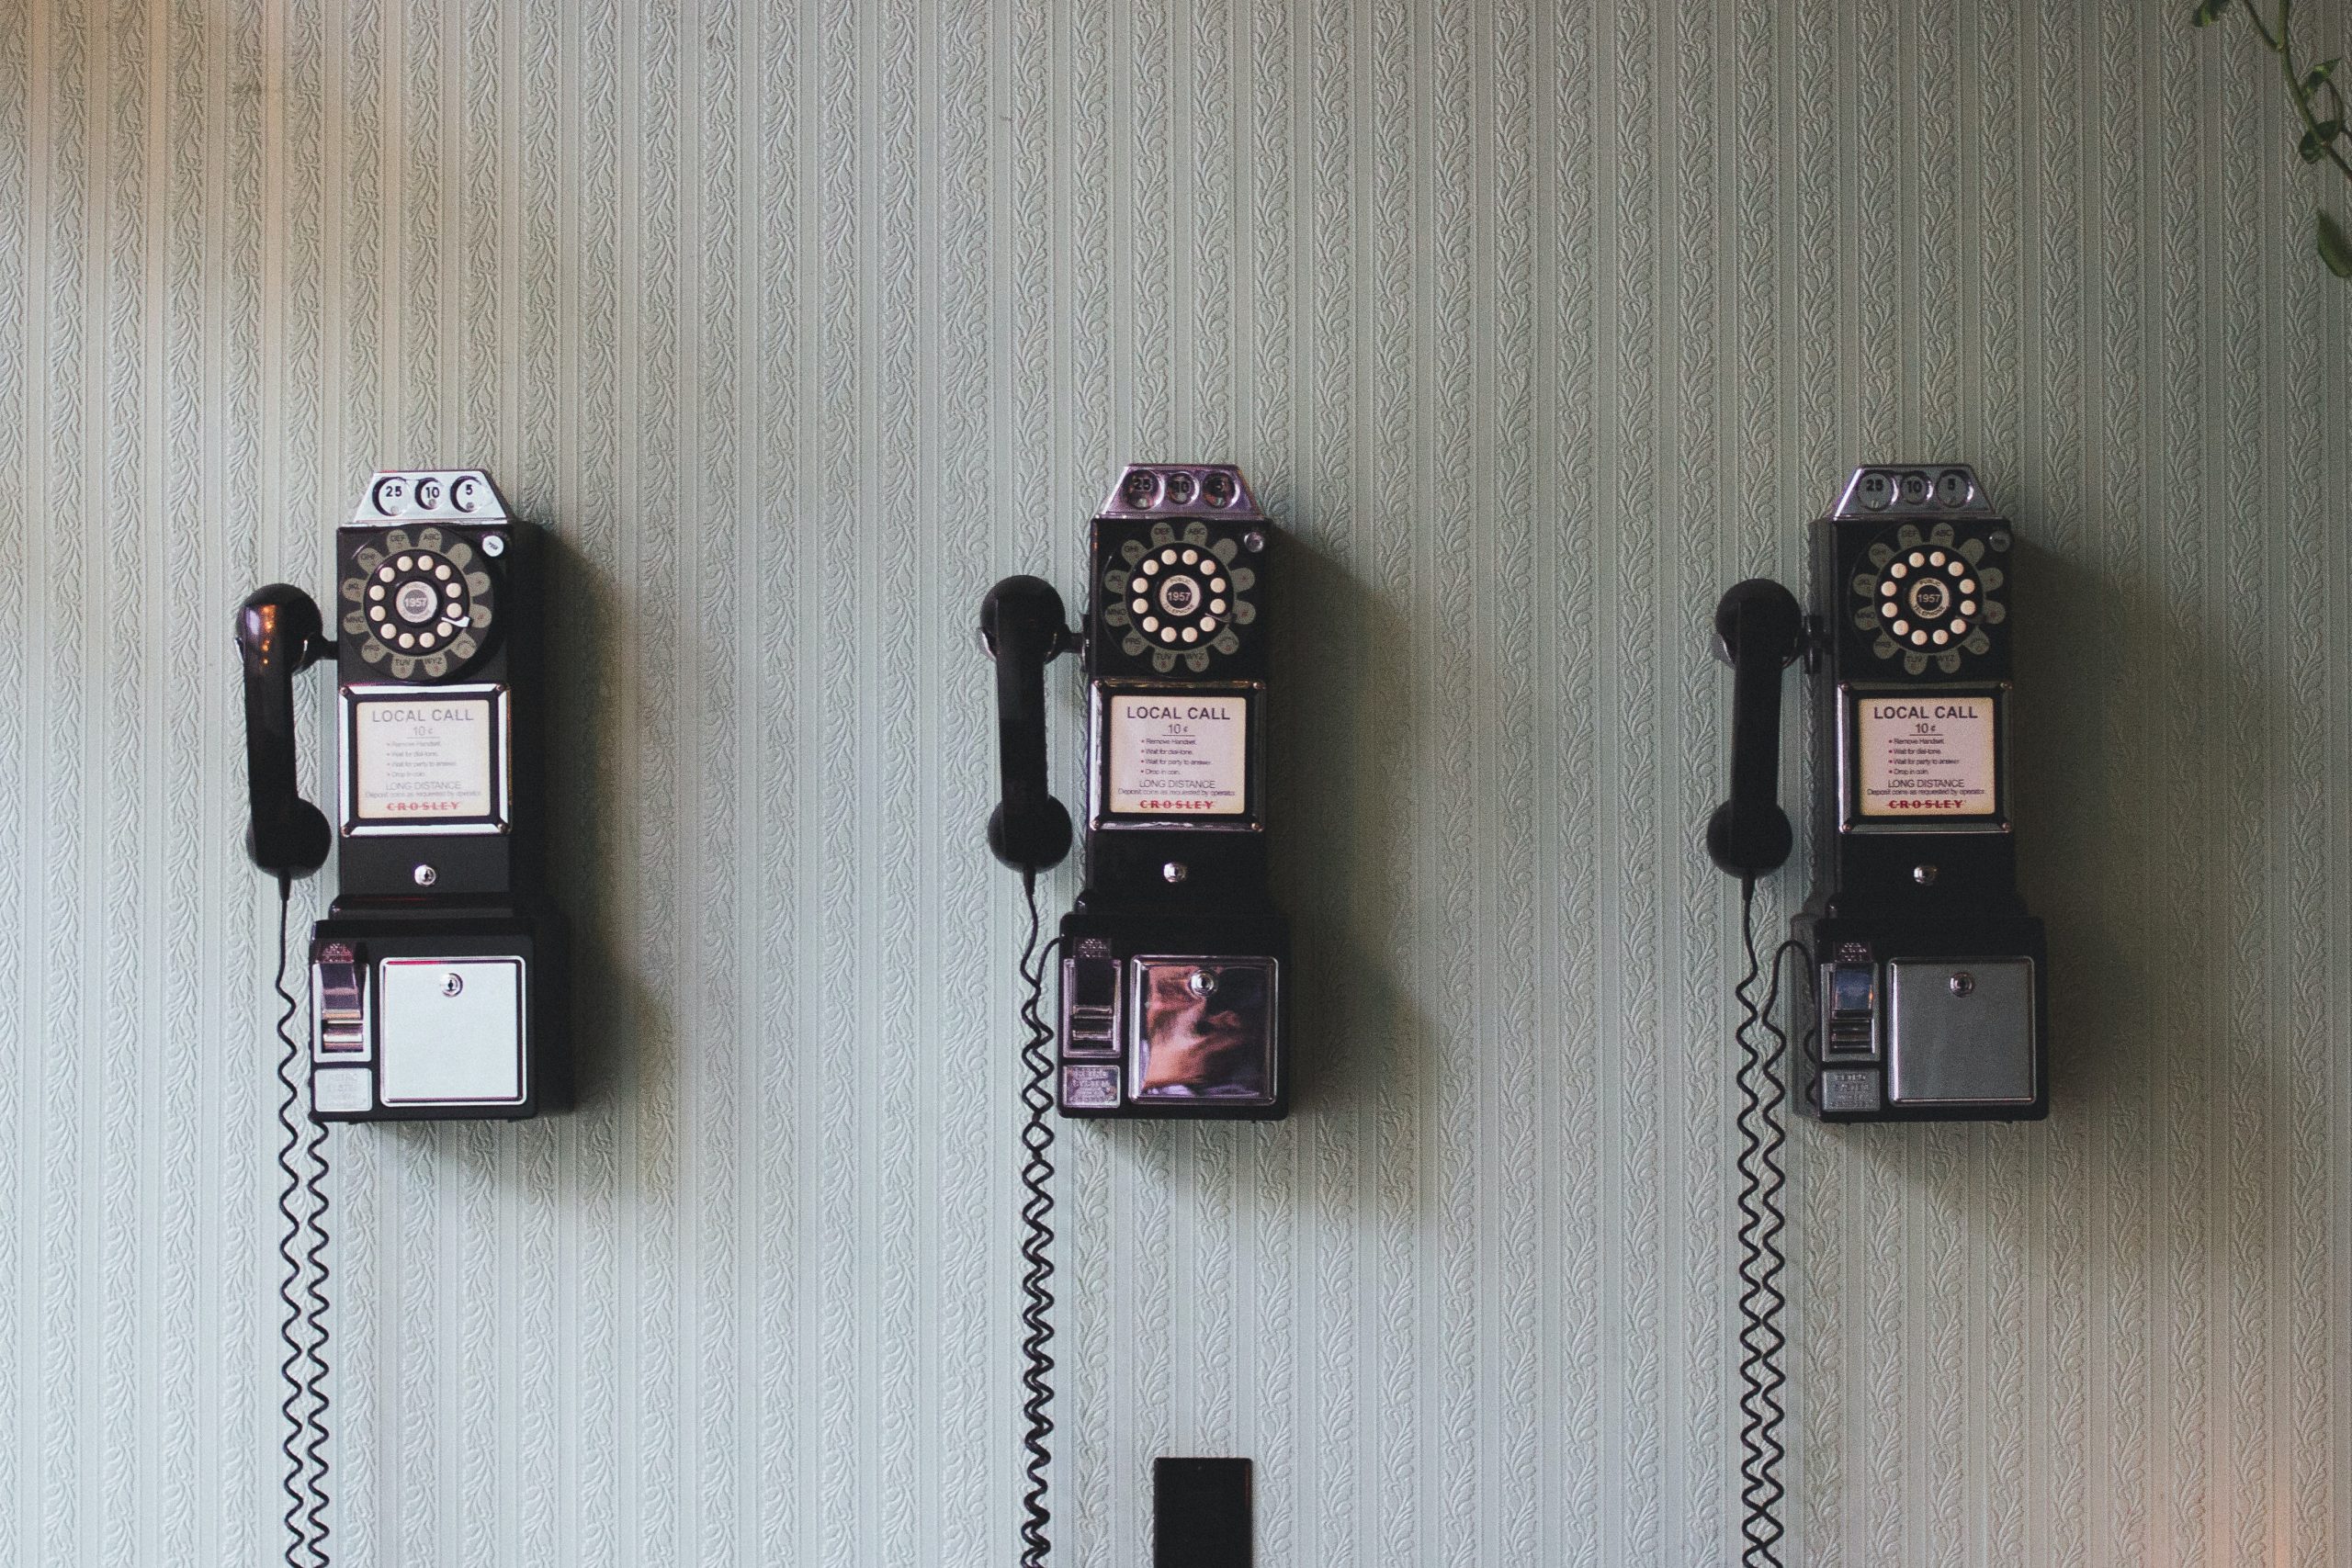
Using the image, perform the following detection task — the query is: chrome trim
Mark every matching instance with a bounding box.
[339,682,513,837]
[1836,681,2012,836]
[1086,680,1266,834]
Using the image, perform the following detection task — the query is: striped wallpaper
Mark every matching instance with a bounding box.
[2,0,2346,1562]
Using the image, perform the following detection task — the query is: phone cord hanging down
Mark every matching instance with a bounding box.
[273,877,334,1568]
[1733,876,1802,1568]
[1015,873,1061,1568]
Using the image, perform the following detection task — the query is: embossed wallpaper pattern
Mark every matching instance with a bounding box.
[3,1,2346,1563]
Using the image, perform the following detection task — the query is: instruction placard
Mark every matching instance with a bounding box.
[1107,694,1250,817]
[352,694,498,822]
[1854,694,1999,818]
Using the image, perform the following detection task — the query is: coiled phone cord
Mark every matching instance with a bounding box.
[1015,872,1061,1568]
[1732,875,1807,1568]
[271,876,334,1568]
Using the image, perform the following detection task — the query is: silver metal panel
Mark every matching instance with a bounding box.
[1125,955,1280,1107]
[311,1066,375,1115]
[1828,464,1996,518]
[349,468,514,524]
[1885,957,2037,1105]
[377,956,527,1106]
[1817,1069,1883,1114]
[1095,463,1263,521]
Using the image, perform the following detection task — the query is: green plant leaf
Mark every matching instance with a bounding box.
[2303,58,2339,93]
[2192,0,2231,22]
[2298,120,2343,161]
[2317,209,2352,276]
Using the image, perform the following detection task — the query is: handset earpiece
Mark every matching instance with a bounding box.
[1706,577,1805,880]
[979,574,1074,874]
[235,584,334,880]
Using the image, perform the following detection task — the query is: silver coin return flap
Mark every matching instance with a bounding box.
[1884,956,2035,1106]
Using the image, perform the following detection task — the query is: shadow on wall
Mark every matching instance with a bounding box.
[2008,531,2281,1137]
[530,524,646,1122]
[1260,517,1425,1131]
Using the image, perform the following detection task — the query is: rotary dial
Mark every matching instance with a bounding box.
[338,525,497,680]
[1098,520,1260,673]
[1848,521,2007,676]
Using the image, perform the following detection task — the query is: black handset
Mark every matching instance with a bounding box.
[1705,579,1805,881]
[238,468,565,1122]
[983,464,1291,1121]
[236,584,334,879]
[980,575,1076,874]
[1709,464,2048,1122]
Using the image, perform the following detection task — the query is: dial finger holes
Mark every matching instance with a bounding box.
[378,564,397,581]
[1950,618,1966,635]
[1889,561,1908,579]
[1946,559,1965,577]
[1182,626,1199,643]
[1142,615,1159,632]
[1181,547,1198,565]
[1891,619,1910,636]
[1960,579,1976,594]
[1932,630,1950,646]
[1159,626,1178,643]
[1131,598,1148,615]
[1928,550,1947,567]
[1142,558,1161,574]
[368,584,385,600]
[1210,599,1226,615]
[1960,600,1976,615]
[1209,576,1227,593]
[1906,552,1926,568]
[1197,616,1215,633]
[1880,581,1896,597]
[1910,630,1928,645]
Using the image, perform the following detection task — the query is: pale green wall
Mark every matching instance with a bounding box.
[5,1,2347,1563]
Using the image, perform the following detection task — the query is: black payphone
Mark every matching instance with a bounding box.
[979,463,1287,1567]
[1705,462,2049,1567]
[982,463,1290,1120]
[238,468,564,1120]
[237,468,564,1567]
[1709,462,2047,1122]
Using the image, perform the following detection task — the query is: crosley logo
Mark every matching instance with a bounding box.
[1889,797,1966,811]
[1141,797,1216,811]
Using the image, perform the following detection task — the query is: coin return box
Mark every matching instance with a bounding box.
[1884,957,2036,1108]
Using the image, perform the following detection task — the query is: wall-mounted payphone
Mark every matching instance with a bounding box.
[236,468,564,1567]
[979,463,1284,1567]
[238,468,564,1120]
[983,463,1290,1121]
[1706,462,2049,1567]
[1710,463,2047,1122]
